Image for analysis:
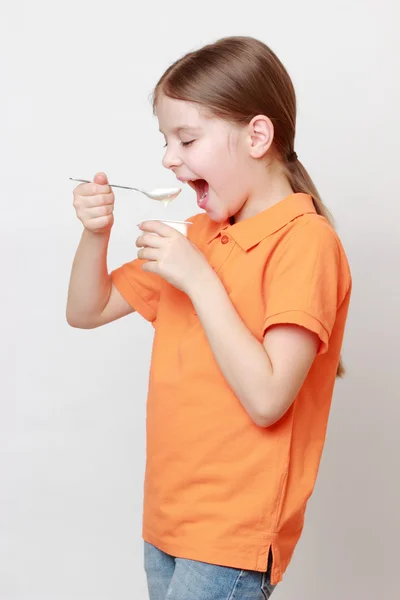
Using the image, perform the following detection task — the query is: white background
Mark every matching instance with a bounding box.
[1,0,399,598]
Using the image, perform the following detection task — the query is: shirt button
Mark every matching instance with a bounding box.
[221,235,229,244]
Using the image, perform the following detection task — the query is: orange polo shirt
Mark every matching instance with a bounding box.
[111,193,351,585]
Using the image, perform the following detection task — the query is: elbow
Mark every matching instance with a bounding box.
[250,401,288,429]
[252,412,277,428]
[66,316,86,329]
[66,311,96,329]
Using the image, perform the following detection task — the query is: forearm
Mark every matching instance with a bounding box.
[66,229,112,327]
[189,273,274,426]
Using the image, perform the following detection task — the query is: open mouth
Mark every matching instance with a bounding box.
[189,179,209,209]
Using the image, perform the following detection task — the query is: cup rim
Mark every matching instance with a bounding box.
[149,219,193,225]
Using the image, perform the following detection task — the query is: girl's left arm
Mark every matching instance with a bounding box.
[189,272,319,428]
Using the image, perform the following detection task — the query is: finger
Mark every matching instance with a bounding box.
[89,215,114,231]
[137,247,160,261]
[135,233,163,248]
[93,172,108,185]
[85,204,114,219]
[85,193,115,208]
[78,182,112,196]
[138,220,178,237]
[141,261,157,274]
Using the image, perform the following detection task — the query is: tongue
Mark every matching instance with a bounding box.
[196,180,208,203]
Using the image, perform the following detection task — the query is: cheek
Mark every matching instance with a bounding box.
[210,143,240,181]
[216,156,243,191]
[188,147,209,173]
[196,138,241,190]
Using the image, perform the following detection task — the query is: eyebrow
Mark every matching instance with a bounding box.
[159,126,201,135]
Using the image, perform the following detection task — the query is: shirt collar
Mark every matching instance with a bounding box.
[206,193,316,251]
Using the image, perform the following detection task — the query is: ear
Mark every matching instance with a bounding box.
[247,115,274,158]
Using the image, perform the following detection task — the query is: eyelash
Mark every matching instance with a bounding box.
[163,140,195,148]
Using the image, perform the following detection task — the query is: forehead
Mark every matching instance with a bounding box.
[156,94,211,133]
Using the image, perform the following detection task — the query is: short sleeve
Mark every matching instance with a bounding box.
[263,221,343,354]
[111,258,163,323]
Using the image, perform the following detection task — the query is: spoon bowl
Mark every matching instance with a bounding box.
[148,187,182,201]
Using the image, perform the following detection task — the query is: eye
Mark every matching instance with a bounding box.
[162,140,195,148]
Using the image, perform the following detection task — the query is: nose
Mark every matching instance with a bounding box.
[162,145,183,170]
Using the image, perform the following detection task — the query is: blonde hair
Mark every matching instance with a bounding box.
[153,36,344,377]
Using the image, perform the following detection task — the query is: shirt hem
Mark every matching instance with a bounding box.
[264,309,329,354]
[142,529,284,585]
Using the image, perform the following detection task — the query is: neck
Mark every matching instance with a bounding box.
[233,161,294,224]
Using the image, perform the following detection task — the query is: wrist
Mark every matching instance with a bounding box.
[83,227,111,241]
[186,266,220,303]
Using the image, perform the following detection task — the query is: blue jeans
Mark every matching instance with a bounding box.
[144,542,276,600]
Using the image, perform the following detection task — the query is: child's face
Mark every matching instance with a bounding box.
[156,94,253,222]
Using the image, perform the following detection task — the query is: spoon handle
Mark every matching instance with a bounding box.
[69,178,142,193]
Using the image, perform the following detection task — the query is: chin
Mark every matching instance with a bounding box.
[200,194,232,223]
[206,209,228,223]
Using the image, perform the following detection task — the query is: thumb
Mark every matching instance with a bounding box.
[93,172,108,185]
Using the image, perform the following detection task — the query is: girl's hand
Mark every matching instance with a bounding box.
[136,221,214,296]
[73,172,115,234]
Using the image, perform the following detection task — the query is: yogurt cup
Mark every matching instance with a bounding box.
[146,220,193,236]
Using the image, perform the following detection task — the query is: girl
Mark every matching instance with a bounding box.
[67,36,352,600]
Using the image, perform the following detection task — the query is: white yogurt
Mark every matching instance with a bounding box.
[149,187,181,201]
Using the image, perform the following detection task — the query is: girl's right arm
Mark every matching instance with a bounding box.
[66,173,134,329]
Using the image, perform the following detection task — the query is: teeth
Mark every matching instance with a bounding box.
[201,189,207,199]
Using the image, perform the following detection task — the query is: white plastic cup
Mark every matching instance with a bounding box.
[145,220,193,237]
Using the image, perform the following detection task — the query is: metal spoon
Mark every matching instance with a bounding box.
[69,178,182,202]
